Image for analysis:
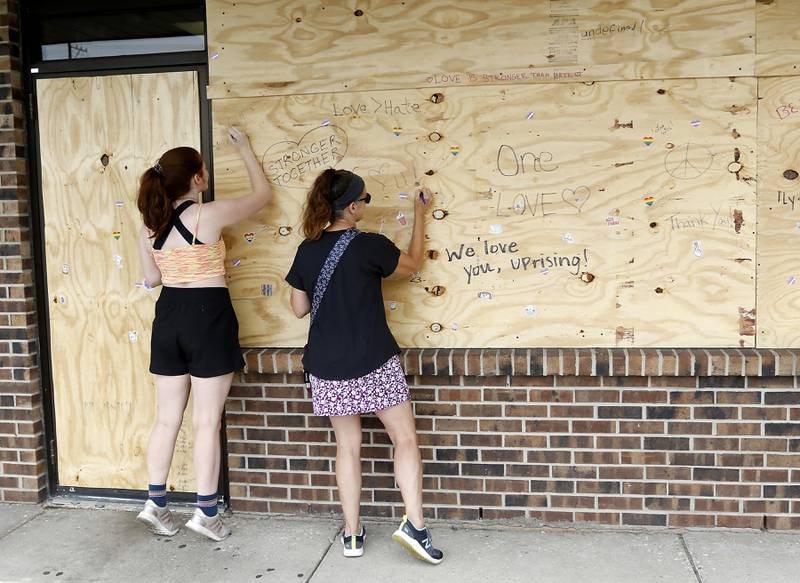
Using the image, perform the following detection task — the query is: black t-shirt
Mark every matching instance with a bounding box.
[285,230,402,380]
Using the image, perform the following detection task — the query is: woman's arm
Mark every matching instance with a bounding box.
[290,288,311,318]
[208,127,273,227]
[392,187,430,277]
[138,225,163,288]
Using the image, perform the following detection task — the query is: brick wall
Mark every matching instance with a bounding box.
[0,0,47,503]
[225,349,800,530]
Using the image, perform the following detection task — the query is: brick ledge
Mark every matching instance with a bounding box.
[241,348,798,377]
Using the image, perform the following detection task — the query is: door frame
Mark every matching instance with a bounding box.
[24,38,231,503]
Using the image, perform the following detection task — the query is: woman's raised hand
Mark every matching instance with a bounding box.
[414,186,432,213]
[227,126,252,153]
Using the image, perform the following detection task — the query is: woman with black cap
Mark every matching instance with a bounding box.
[285,168,443,564]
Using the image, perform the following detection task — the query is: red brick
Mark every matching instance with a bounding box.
[669,514,715,527]
[718,515,764,529]
[599,497,643,510]
[623,390,668,403]
[528,389,573,402]
[479,419,523,432]
[765,516,800,529]
[438,388,480,401]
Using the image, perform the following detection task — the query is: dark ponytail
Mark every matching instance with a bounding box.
[302,168,350,240]
[137,146,203,240]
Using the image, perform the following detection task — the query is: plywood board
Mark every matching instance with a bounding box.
[213,77,756,348]
[38,72,200,491]
[756,76,800,347]
[756,0,800,76]
[206,0,755,99]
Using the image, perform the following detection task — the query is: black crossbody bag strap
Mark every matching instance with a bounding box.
[304,228,360,389]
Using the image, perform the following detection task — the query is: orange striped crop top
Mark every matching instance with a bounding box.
[151,200,226,285]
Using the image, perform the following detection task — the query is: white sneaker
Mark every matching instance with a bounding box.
[185,508,231,542]
[136,500,179,536]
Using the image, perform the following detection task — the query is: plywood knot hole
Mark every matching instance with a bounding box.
[430,93,445,104]
[657,89,666,95]
[429,322,443,333]
[425,169,435,176]
[100,154,109,167]
[295,17,302,22]
[278,226,293,236]
[649,221,657,228]
[783,169,799,180]
[425,285,446,296]
[426,250,439,260]
[428,131,443,142]
[655,287,664,294]
[727,161,743,174]
[354,9,364,16]
[580,272,595,283]
[431,209,448,220]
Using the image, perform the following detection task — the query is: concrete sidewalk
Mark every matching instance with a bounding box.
[0,503,798,583]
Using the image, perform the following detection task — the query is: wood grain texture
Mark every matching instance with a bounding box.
[756,76,800,347]
[213,77,756,348]
[756,0,800,76]
[206,0,755,99]
[37,72,200,491]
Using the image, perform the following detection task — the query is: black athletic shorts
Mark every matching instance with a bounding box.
[149,286,245,378]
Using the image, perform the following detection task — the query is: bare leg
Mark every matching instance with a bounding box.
[147,374,191,486]
[329,415,363,534]
[190,372,234,495]
[376,401,424,527]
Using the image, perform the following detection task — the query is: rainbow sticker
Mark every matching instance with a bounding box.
[450,146,461,156]
[643,195,656,206]
[112,230,121,240]
[392,127,402,136]
[643,136,654,146]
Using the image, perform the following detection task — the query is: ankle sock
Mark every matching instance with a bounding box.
[197,493,218,517]
[148,484,167,508]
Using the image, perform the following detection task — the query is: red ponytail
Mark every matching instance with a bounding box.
[137,147,203,240]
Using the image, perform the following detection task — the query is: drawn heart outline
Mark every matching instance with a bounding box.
[261,125,349,189]
[562,186,591,210]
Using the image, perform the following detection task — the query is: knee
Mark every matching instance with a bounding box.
[391,430,418,451]
[155,411,183,433]
[336,439,361,460]
[192,413,222,434]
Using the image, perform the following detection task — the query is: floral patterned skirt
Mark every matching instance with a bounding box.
[309,355,410,417]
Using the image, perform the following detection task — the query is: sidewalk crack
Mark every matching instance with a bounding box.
[0,507,46,542]
[679,534,704,583]
[305,526,339,582]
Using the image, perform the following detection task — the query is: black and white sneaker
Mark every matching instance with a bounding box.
[342,524,366,557]
[391,515,444,565]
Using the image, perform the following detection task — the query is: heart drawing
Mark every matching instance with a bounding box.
[562,186,591,211]
[261,124,348,189]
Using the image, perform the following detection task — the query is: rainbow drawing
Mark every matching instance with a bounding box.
[450,146,461,156]
[643,195,656,206]
[642,136,654,146]
[392,127,402,136]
